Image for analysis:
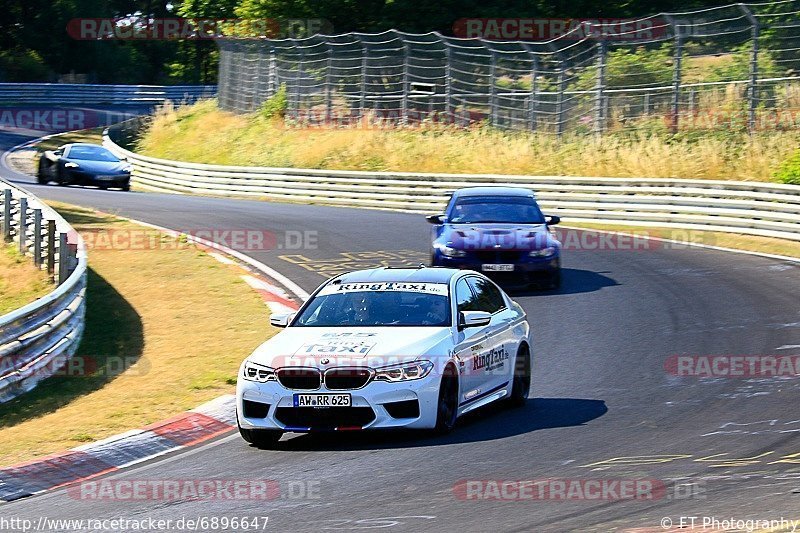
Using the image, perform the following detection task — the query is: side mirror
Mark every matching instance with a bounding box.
[269,312,295,328]
[426,214,445,225]
[53,149,63,156]
[119,156,128,161]
[546,215,561,226]
[458,310,492,330]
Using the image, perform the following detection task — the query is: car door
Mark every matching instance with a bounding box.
[465,276,515,395]
[452,277,487,406]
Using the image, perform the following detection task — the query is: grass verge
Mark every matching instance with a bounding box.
[564,222,800,260]
[0,245,52,315]
[135,99,799,182]
[0,202,274,466]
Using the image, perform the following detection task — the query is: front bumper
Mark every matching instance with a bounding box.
[435,253,560,286]
[64,169,130,187]
[237,372,441,432]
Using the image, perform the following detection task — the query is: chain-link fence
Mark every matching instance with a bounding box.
[216,0,800,134]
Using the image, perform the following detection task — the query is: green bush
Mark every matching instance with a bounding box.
[774,150,800,185]
[0,49,50,82]
[260,85,288,119]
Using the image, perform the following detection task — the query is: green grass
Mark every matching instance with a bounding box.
[136,100,800,182]
[0,245,51,315]
[0,203,275,466]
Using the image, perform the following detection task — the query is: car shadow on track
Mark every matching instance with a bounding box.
[508,268,619,297]
[264,397,608,451]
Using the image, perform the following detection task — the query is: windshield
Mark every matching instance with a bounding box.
[449,196,545,224]
[294,282,451,327]
[67,146,120,162]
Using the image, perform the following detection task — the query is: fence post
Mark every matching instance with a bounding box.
[295,41,305,121]
[398,33,409,125]
[443,41,452,124]
[739,4,759,133]
[524,45,539,131]
[58,232,68,285]
[594,39,608,135]
[18,197,27,255]
[546,43,567,137]
[359,38,368,119]
[489,49,498,126]
[2,189,10,242]
[325,44,333,123]
[643,92,651,115]
[268,45,277,96]
[47,220,56,281]
[33,209,42,267]
[665,15,683,133]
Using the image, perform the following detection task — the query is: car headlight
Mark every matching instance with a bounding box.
[64,162,79,169]
[242,361,277,382]
[435,243,466,258]
[374,361,434,382]
[529,246,556,257]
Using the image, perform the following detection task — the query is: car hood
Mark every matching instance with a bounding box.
[441,223,556,251]
[247,326,452,369]
[64,159,128,173]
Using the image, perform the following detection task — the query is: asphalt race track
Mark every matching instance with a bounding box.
[2,124,800,532]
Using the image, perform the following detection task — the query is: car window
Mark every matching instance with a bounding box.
[66,145,120,162]
[293,283,451,327]
[455,278,478,313]
[466,277,506,314]
[448,195,545,224]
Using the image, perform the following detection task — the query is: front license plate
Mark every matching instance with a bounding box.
[293,393,351,407]
[482,264,514,272]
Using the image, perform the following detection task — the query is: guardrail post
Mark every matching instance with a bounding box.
[58,232,68,285]
[33,209,42,267]
[18,197,27,255]
[47,220,56,281]
[2,189,10,242]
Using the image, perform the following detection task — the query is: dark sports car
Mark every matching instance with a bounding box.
[37,143,131,191]
[427,187,562,289]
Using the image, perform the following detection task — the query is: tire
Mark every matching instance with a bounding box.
[36,159,48,184]
[121,183,131,192]
[433,364,459,434]
[56,168,68,186]
[507,345,531,407]
[238,424,282,448]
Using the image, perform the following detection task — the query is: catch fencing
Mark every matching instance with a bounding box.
[216,0,800,134]
[0,179,86,402]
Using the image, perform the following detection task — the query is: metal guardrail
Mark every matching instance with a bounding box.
[0,83,217,105]
[104,126,800,242]
[0,179,86,403]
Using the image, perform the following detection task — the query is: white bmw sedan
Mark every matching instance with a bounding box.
[236,267,532,447]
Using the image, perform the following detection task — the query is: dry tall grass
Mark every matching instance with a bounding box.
[137,99,799,181]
